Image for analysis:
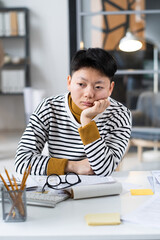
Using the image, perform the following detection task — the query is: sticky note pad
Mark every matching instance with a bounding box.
[130,189,154,195]
[85,213,121,226]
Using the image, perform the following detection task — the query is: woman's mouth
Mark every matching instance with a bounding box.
[82,102,93,107]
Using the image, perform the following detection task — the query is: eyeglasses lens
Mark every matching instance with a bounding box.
[66,173,79,185]
[48,175,61,187]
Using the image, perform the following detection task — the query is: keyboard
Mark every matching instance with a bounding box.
[26,191,69,208]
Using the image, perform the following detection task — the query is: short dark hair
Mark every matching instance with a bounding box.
[70,48,117,81]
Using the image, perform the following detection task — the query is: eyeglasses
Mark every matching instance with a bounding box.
[42,172,81,193]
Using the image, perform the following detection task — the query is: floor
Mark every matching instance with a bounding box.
[0,131,160,173]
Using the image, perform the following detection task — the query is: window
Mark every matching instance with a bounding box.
[69,0,160,109]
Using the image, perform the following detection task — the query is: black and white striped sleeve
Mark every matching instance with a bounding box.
[15,100,50,175]
[84,108,132,176]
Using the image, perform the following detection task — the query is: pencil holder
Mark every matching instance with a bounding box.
[1,187,27,222]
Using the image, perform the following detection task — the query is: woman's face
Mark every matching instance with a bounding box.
[67,67,114,110]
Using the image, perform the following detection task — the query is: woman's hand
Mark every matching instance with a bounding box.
[80,98,110,127]
[65,158,94,175]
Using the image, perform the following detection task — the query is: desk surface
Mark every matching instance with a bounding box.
[0,171,160,240]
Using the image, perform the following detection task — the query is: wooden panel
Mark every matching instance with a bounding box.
[91,0,145,50]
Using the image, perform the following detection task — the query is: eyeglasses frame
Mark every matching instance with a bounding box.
[42,172,81,193]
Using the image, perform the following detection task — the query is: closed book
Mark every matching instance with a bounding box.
[4,12,11,36]
[10,11,18,36]
[1,70,25,93]
[0,12,4,36]
[18,11,25,36]
[1,70,11,93]
[17,70,25,93]
[66,182,122,200]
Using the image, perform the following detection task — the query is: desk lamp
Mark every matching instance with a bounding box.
[119,30,159,93]
[119,30,142,52]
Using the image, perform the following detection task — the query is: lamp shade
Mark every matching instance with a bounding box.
[119,31,143,52]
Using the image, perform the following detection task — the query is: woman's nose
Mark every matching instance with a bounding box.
[84,86,95,98]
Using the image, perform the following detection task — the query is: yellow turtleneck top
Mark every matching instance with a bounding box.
[47,94,100,175]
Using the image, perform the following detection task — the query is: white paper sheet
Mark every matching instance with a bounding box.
[152,170,160,184]
[121,182,141,192]
[76,175,115,185]
[54,174,116,189]
[122,194,160,228]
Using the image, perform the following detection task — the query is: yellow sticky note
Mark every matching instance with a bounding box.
[85,213,121,226]
[130,189,154,195]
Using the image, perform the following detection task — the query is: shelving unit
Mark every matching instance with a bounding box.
[0,7,30,94]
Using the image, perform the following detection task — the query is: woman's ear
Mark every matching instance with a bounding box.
[108,81,115,97]
[67,75,71,91]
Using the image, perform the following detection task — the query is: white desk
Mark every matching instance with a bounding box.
[0,171,160,240]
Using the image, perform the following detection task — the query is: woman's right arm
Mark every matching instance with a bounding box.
[15,112,51,175]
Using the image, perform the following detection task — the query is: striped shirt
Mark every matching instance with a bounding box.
[15,93,132,176]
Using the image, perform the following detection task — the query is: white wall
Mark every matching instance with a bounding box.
[0,0,69,130]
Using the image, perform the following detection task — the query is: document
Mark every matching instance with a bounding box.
[152,170,160,184]
[73,175,115,185]
[122,194,160,228]
[148,171,160,193]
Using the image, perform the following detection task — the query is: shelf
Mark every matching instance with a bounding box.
[0,92,23,96]
[2,62,27,69]
[0,7,28,12]
[0,36,26,39]
[0,7,30,94]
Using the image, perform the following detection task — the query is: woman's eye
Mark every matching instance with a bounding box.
[78,83,84,87]
[95,86,103,89]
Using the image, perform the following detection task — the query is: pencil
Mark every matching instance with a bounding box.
[12,174,25,214]
[12,175,19,190]
[20,168,27,189]
[0,173,18,215]
[0,174,11,192]
[21,165,31,190]
[5,168,15,191]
